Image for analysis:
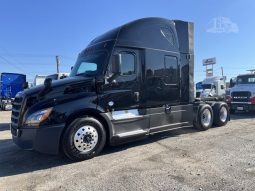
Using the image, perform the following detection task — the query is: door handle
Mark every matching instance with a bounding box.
[165,104,172,114]
[134,92,140,102]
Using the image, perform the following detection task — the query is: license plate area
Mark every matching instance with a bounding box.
[237,106,244,111]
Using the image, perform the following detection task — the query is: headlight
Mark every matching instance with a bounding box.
[25,107,53,127]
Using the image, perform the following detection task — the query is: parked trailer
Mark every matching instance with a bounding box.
[11,18,230,161]
[0,73,26,110]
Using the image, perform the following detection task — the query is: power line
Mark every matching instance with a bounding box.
[0,55,27,73]
[0,52,76,60]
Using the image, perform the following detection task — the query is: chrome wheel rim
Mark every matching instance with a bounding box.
[202,109,211,127]
[74,125,98,152]
[219,106,228,122]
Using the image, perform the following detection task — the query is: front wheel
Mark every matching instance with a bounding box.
[62,117,106,161]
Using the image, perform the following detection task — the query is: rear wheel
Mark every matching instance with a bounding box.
[194,104,213,131]
[213,103,229,127]
[62,116,106,161]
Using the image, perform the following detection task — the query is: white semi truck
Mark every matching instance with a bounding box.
[45,73,69,81]
[227,72,255,113]
[200,76,226,99]
[33,75,47,87]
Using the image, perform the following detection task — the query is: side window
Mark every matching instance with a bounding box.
[120,52,136,76]
[164,56,178,84]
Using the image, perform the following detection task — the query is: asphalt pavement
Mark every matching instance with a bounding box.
[0,111,255,191]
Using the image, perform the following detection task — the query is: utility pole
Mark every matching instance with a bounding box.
[56,56,60,73]
[221,67,224,76]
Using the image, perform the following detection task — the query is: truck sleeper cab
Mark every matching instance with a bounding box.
[11,18,230,161]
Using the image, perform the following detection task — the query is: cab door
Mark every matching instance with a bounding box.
[98,48,141,111]
[98,48,150,138]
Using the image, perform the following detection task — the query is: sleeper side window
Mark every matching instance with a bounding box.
[164,56,178,84]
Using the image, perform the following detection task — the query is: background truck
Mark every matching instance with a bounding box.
[0,73,26,110]
[227,72,255,113]
[200,76,227,99]
[45,73,69,81]
[11,18,230,161]
[195,81,203,98]
[33,75,46,87]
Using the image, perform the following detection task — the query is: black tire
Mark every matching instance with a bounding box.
[194,104,213,131]
[213,103,229,127]
[62,116,106,161]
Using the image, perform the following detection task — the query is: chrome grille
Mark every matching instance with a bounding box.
[231,91,251,102]
[11,94,25,129]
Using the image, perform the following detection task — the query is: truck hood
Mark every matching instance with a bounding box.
[231,84,255,93]
[200,89,215,98]
[22,76,94,97]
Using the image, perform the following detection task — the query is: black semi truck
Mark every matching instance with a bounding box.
[11,18,229,161]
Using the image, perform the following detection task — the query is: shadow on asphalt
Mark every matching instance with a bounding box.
[0,123,10,131]
[0,126,198,178]
[230,112,255,121]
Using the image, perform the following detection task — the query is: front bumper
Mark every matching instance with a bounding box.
[11,124,65,155]
[231,103,255,111]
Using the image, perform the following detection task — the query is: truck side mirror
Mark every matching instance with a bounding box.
[112,54,121,75]
[71,66,73,71]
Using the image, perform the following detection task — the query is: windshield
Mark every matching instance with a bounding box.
[70,52,107,77]
[196,82,203,90]
[202,84,212,89]
[237,75,255,84]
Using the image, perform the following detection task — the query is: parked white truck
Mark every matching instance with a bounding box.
[200,76,226,99]
[227,73,255,113]
[45,73,69,81]
[33,73,69,87]
[33,75,47,87]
